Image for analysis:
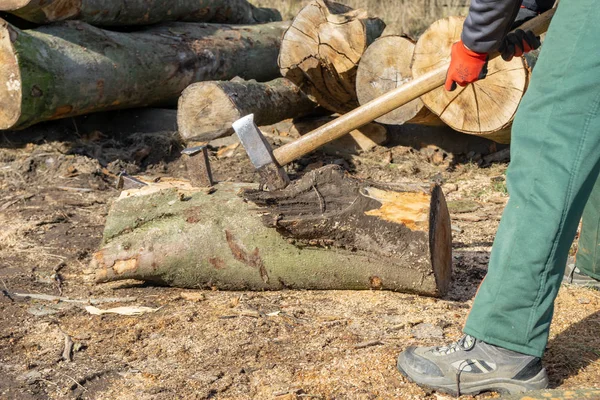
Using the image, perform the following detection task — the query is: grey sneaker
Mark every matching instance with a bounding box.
[563,258,600,289]
[396,334,549,396]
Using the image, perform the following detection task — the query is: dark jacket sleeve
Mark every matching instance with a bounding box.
[522,0,555,12]
[461,0,556,53]
[461,0,522,53]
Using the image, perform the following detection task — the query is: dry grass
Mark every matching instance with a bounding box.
[253,0,470,36]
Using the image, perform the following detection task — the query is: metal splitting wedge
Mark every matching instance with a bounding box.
[233,9,555,190]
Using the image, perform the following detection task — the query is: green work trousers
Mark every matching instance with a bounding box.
[575,176,600,281]
[463,0,600,358]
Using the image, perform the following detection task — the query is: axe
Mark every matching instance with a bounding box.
[233,9,555,190]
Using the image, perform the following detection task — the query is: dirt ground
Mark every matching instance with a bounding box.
[0,113,598,400]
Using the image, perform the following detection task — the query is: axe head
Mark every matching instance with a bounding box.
[232,114,290,191]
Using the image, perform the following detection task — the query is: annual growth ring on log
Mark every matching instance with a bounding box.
[0,0,282,25]
[278,0,386,114]
[0,18,289,130]
[356,35,443,127]
[411,16,529,143]
[92,166,453,296]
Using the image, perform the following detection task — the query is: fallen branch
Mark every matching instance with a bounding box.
[57,326,74,362]
[354,340,384,349]
[11,292,137,305]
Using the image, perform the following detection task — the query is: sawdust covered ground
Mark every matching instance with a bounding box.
[0,116,598,400]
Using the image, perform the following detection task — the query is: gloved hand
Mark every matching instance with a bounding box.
[498,29,541,61]
[444,40,488,91]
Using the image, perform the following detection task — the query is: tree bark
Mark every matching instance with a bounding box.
[411,16,529,144]
[91,165,453,296]
[0,18,289,130]
[356,35,444,127]
[177,78,317,143]
[0,0,281,26]
[278,0,385,114]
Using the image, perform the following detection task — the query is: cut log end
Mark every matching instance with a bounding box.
[0,0,32,11]
[429,185,452,295]
[356,35,442,126]
[0,19,21,130]
[177,82,241,141]
[278,0,385,114]
[412,16,528,142]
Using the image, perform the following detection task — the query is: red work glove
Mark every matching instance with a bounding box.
[444,40,489,92]
[498,29,541,61]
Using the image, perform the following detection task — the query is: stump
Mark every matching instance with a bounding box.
[278,0,386,114]
[0,19,289,130]
[411,16,529,143]
[177,78,317,143]
[356,35,443,127]
[0,0,281,26]
[91,166,452,296]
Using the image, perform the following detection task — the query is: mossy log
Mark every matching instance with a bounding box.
[411,16,529,144]
[178,78,317,143]
[0,0,281,26]
[278,0,385,114]
[0,18,289,130]
[356,35,444,127]
[91,166,452,296]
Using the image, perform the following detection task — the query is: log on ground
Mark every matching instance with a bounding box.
[91,165,453,296]
[356,35,443,127]
[177,78,317,142]
[278,0,385,114]
[0,0,281,26]
[0,19,289,130]
[411,16,529,144]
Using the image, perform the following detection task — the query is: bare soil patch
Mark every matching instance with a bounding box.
[1,115,598,399]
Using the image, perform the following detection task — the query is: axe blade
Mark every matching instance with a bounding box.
[232,114,289,190]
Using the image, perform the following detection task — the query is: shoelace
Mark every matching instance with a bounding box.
[433,334,475,355]
[433,335,477,396]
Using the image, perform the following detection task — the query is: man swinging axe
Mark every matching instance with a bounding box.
[397,0,600,396]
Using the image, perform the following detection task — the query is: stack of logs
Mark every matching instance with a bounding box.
[0,0,537,296]
[0,0,533,143]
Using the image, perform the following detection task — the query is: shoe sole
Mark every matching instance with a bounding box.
[397,359,549,396]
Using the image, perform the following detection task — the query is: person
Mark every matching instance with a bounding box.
[396,0,600,396]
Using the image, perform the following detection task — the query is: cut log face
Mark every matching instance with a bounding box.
[278,0,385,114]
[0,19,289,130]
[356,35,443,127]
[0,0,29,11]
[177,78,317,143]
[411,16,528,143]
[91,166,452,296]
[2,0,282,25]
[0,19,20,129]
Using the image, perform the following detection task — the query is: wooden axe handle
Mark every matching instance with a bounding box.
[273,8,555,166]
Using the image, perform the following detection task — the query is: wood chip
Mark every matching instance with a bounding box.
[85,306,161,316]
[179,292,206,302]
[452,214,484,222]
